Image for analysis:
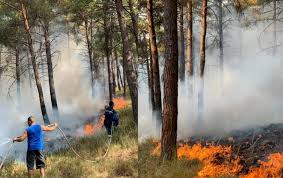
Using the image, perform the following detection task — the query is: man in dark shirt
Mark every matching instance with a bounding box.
[13,116,58,178]
[104,101,119,136]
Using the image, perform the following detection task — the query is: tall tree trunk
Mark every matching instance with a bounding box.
[15,47,21,103]
[114,47,122,91]
[179,0,185,81]
[27,51,33,93]
[104,3,113,101]
[144,32,154,107]
[186,0,193,76]
[110,22,116,96]
[198,0,208,121]
[112,58,116,96]
[146,48,152,105]
[199,0,207,77]
[161,0,178,161]
[43,23,59,119]
[128,0,140,58]
[0,47,2,81]
[115,0,138,122]
[146,0,162,124]
[273,0,277,56]
[217,0,224,88]
[123,55,126,97]
[149,39,155,110]
[20,1,50,124]
[84,20,95,97]
[39,41,45,86]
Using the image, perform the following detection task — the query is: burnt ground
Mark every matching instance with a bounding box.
[182,123,283,174]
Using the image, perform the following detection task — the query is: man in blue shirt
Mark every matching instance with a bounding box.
[13,116,58,178]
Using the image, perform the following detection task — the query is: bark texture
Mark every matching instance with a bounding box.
[179,0,185,81]
[186,0,193,76]
[199,0,207,77]
[161,0,178,161]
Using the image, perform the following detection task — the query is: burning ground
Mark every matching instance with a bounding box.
[139,123,283,178]
[1,98,138,178]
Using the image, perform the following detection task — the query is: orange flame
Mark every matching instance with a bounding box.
[241,153,283,178]
[150,141,283,177]
[177,143,242,177]
[150,142,242,177]
[113,97,129,110]
[83,113,105,135]
[84,123,94,135]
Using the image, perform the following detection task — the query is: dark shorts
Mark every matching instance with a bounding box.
[26,150,46,170]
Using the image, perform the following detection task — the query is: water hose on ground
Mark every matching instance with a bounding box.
[56,124,113,162]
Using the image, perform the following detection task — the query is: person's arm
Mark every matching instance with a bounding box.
[13,131,28,142]
[41,123,58,132]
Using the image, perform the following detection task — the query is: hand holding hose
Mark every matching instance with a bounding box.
[48,123,58,128]
[12,137,18,143]
[41,123,58,132]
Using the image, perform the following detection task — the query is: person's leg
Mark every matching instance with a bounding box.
[39,168,45,177]
[28,170,33,178]
[35,150,46,177]
[105,126,111,135]
[26,151,35,178]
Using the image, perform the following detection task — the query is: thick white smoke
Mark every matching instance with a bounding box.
[0,35,106,159]
[139,8,283,142]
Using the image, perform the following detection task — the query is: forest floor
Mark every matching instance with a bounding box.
[139,140,204,178]
[139,123,283,178]
[1,104,138,178]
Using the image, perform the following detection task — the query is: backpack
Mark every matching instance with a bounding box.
[104,107,119,127]
[104,108,113,128]
[112,111,119,126]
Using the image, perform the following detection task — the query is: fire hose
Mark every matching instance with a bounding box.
[56,124,113,162]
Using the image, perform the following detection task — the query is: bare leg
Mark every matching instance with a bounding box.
[28,170,33,178]
[40,168,45,177]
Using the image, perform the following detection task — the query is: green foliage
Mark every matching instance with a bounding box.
[0,5,24,49]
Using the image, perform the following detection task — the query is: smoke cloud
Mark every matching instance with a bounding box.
[139,8,283,142]
[0,35,106,159]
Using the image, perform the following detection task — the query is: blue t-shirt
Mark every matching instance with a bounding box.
[26,124,44,151]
